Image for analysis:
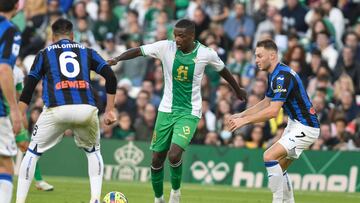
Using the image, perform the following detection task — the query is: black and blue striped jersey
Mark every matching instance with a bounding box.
[0,15,21,117]
[29,39,107,107]
[266,63,320,128]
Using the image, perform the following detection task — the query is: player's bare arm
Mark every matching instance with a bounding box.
[231,97,271,119]
[228,101,283,132]
[218,68,247,101]
[0,63,21,134]
[107,47,142,65]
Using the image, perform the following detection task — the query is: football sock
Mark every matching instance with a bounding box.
[17,151,40,203]
[265,161,283,203]
[283,171,295,203]
[86,150,104,202]
[0,173,13,203]
[151,165,164,198]
[169,160,182,191]
[34,163,43,181]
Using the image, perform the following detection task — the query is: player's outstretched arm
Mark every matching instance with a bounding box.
[228,101,283,131]
[0,64,21,134]
[219,68,247,101]
[107,47,142,66]
[232,97,271,119]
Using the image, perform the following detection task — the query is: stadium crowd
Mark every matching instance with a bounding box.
[13,0,360,151]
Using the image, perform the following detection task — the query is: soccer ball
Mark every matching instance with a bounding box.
[103,191,128,203]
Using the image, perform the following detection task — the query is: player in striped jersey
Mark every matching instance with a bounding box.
[16,18,117,203]
[108,19,247,203]
[0,1,22,202]
[228,39,320,203]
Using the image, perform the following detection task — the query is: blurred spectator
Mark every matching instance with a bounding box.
[135,90,151,120]
[115,87,136,116]
[203,0,229,23]
[280,0,308,33]
[192,115,208,145]
[223,2,255,46]
[112,112,136,141]
[319,122,340,150]
[312,95,330,123]
[315,31,338,70]
[227,45,255,88]
[334,47,360,94]
[342,32,360,63]
[336,90,359,122]
[193,7,210,40]
[204,132,221,146]
[134,103,156,141]
[73,17,99,49]
[92,0,119,42]
[231,133,246,148]
[201,99,216,132]
[141,80,161,108]
[119,39,150,86]
[99,32,126,74]
[320,0,345,48]
[245,125,265,149]
[333,73,355,102]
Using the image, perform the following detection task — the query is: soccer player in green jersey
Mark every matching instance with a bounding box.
[108,19,247,203]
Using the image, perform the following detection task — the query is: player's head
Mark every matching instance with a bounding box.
[174,19,195,52]
[51,18,74,42]
[0,0,19,17]
[255,39,278,72]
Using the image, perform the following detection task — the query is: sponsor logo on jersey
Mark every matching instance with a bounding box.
[309,107,316,115]
[55,80,89,90]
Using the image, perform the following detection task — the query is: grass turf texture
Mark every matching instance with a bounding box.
[12,176,360,203]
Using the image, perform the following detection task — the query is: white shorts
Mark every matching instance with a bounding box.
[0,117,17,156]
[278,119,320,159]
[28,104,100,154]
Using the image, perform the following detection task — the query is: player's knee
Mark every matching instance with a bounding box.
[263,152,275,162]
[168,151,181,165]
[0,156,14,174]
[152,155,165,169]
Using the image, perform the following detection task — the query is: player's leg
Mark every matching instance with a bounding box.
[279,158,294,203]
[16,107,65,203]
[150,112,174,203]
[263,142,288,203]
[152,151,167,203]
[0,156,14,203]
[0,117,19,203]
[16,128,54,191]
[34,163,54,191]
[168,114,199,203]
[72,105,104,203]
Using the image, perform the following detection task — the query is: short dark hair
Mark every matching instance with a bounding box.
[0,0,18,12]
[51,18,73,36]
[256,39,278,52]
[175,19,195,34]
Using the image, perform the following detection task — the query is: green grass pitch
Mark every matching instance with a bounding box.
[12,176,360,203]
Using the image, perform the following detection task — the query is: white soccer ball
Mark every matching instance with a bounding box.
[103,191,128,203]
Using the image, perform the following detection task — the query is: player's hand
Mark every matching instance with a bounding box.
[235,88,247,101]
[16,128,30,152]
[230,113,244,119]
[16,141,29,153]
[104,110,117,125]
[228,117,246,132]
[10,107,22,134]
[107,58,118,66]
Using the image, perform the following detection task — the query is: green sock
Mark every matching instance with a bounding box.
[34,163,43,181]
[170,162,182,190]
[151,166,164,198]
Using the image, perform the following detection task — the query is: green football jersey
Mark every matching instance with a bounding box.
[140,40,224,118]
